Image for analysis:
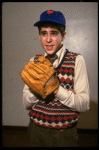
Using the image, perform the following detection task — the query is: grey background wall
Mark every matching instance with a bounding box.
[2,2,98,129]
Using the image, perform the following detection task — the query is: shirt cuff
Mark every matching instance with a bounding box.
[55,85,71,101]
[55,85,76,111]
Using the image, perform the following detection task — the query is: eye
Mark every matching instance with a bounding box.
[51,31,58,36]
[52,32,57,36]
[40,32,47,36]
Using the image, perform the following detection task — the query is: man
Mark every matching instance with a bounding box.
[22,10,90,147]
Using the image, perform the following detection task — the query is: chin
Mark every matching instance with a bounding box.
[47,51,54,55]
[45,49,56,55]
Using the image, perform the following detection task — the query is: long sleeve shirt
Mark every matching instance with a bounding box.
[23,45,90,112]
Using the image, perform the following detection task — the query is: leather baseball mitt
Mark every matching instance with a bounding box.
[21,55,59,99]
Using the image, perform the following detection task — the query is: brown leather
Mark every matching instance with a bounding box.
[21,55,59,99]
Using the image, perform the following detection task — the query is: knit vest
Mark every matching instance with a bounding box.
[29,49,80,129]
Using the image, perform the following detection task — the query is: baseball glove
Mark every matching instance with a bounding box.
[21,55,59,99]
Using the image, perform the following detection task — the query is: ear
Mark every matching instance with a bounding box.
[62,32,66,41]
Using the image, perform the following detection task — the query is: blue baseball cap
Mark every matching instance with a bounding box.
[34,10,66,27]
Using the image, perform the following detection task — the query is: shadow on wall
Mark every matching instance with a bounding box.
[77,101,98,129]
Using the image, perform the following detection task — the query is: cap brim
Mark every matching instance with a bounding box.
[34,20,56,26]
[34,20,65,27]
[34,21,42,26]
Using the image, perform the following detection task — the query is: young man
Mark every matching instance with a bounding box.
[23,10,90,147]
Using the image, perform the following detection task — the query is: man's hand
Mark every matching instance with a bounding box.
[45,76,54,87]
[54,88,59,95]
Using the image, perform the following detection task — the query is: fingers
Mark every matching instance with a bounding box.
[45,76,54,87]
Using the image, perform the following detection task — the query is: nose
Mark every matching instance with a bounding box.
[46,34,52,43]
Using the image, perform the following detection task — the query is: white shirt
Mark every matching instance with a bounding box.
[23,45,90,112]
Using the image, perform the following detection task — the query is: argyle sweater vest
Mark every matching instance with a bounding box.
[29,49,80,129]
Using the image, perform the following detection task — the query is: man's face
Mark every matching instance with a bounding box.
[39,27,65,55]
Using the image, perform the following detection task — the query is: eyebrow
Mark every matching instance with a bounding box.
[40,30,59,34]
[50,31,59,33]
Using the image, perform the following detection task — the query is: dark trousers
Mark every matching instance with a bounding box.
[28,121,78,147]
